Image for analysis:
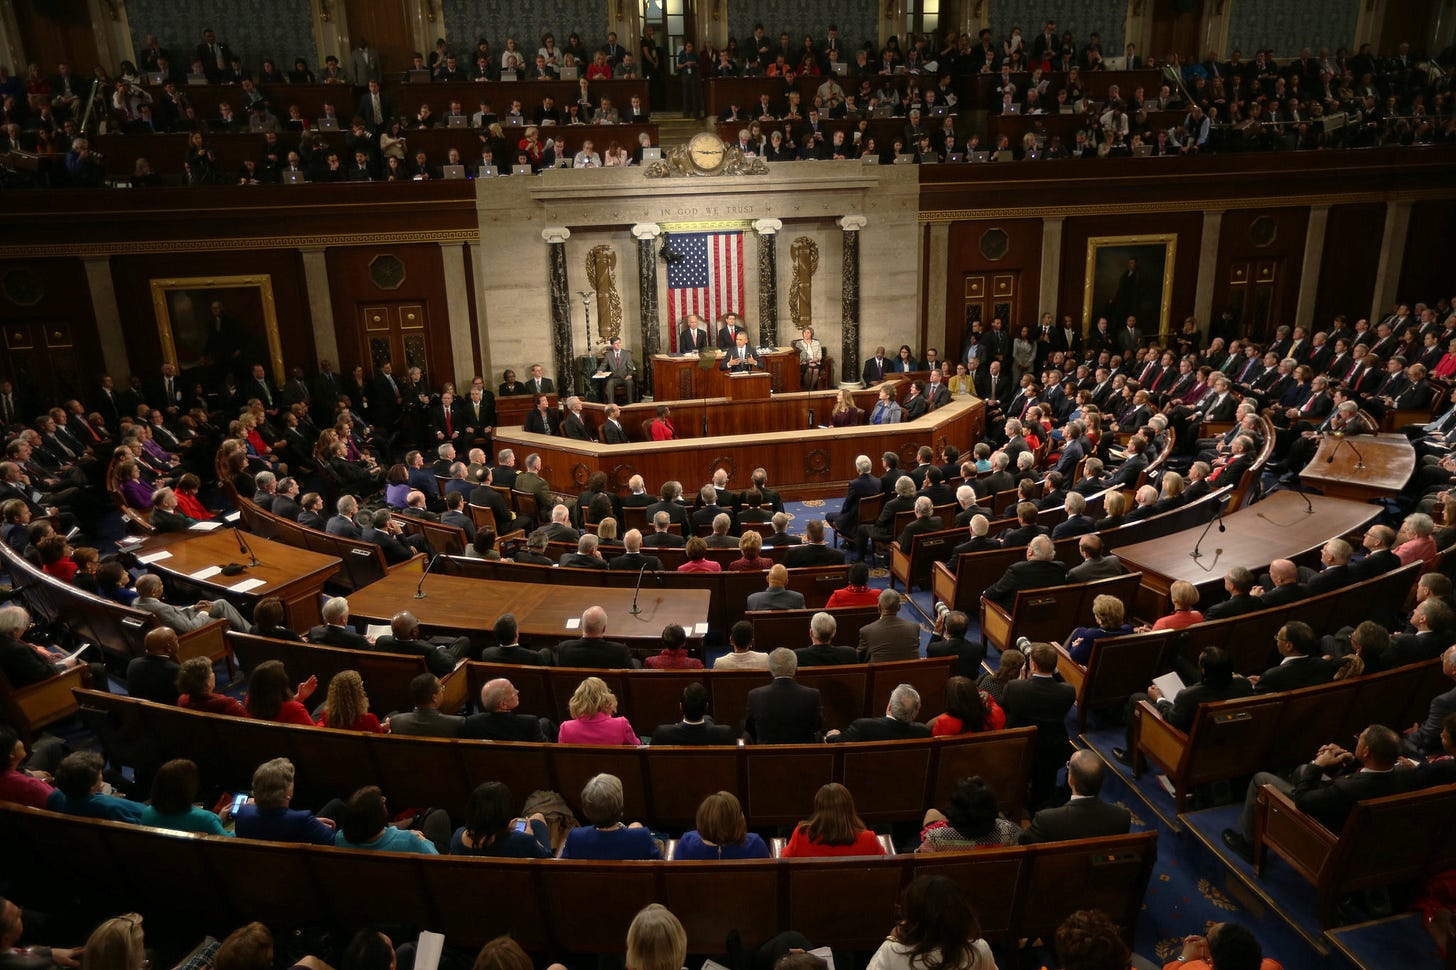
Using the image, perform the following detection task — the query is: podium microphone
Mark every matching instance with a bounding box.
[233,526,260,567]
[1189,503,1227,565]
[630,563,664,616]
[415,553,440,599]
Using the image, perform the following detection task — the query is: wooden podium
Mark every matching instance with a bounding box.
[652,349,802,400]
[724,372,772,400]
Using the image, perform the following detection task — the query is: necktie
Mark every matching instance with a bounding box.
[213,44,223,69]
[165,377,174,401]
[373,96,382,123]
[445,410,453,436]
[615,351,621,368]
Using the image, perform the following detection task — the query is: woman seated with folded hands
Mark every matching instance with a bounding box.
[1064,593,1135,664]
[560,772,662,859]
[1137,579,1203,632]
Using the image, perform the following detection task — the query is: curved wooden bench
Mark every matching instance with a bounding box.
[980,572,1143,655]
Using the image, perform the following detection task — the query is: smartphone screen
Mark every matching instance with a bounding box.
[230,792,248,814]
[513,819,529,833]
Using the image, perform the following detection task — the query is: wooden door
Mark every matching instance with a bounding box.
[1150,0,1202,64]
[14,0,102,75]
[1224,259,1284,342]
[359,303,431,377]
[958,271,1020,352]
[3,317,85,403]
[1379,0,1437,54]
[347,0,415,82]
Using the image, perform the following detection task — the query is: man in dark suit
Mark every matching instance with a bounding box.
[552,606,639,668]
[194,29,236,83]
[997,502,1050,548]
[1306,538,1357,596]
[861,346,891,385]
[834,456,881,537]
[973,452,1015,500]
[678,315,711,353]
[748,468,784,514]
[827,684,931,742]
[794,611,859,667]
[1252,621,1338,694]
[855,476,917,560]
[1203,567,1262,620]
[983,536,1067,607]
[716,317,748,351]
[1003,641,1077,808]
[307,595,374,650]
[1349,525,1401,581]
[608,530,663,571]
[375,611,471,677]
[1386,599,1452,666]
[895,496,944,553]
[325,496,363,538]
[467,466,531,535]
[462,677,550,741]
[641,512,687,549]
[600,404,630,444]
[646,481,691,533]
[1405,647,1456,755]
[1222,724,1411,861]
[478,614,550,666]
[650,683,739,745]
[558,534,609,570]
[926,610,985,678]
[1114,645,1254,764]
[784,519,844,567]
[744,648,823,743]
[1248,559,1308,611]
[361,510,424,565]
[858,589,920,663]
[1020,750,1132,843]
[370,361,406,432]
[560,396,593,441]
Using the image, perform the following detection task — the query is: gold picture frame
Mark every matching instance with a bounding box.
[149,274,285,386]
[1081,233,1177,337]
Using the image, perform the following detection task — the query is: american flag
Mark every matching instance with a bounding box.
[665,230,744,352]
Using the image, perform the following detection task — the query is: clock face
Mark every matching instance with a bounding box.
[686,132,726,173]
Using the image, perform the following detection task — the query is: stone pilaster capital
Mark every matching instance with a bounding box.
[838,215,868,232]
[541,227,572,244]
[630,223,662,240]
[753,218,783,235]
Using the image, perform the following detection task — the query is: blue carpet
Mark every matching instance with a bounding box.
[1327,913,1446,969]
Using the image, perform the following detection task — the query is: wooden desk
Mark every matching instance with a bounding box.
[345,569,711,648]
[1298,433,1416,501]
[1113,492,1381,617]
[652,348,801,401]
[724,371,772,400]
[138,529,340,628]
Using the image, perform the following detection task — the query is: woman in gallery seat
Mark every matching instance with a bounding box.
[558,676,640,745]
[929,676,1005,735]
[674,790,769,860]
[176,657,249,717]
[450,781,552,858]
[244,660,317,726]
[829,388,862,427]
[676,536,721,573]
[334,785,445,854]
[781,782,885,858]
[315,670,385,733]
[560,772,662,859]
[915,776,1020,852]
[868,875,997,970]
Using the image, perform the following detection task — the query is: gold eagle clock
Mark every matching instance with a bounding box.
[686,132,727,174]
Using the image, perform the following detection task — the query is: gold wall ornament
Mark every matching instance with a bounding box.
[645,139,769,178]
[788,237,819,331]
[585,245,624,345]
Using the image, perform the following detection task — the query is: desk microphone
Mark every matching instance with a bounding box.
[415,553,439,599]
[233,526,260,567]
[1326,434,1365,469]
[630,563,664,616]
[1189,503,1226,565]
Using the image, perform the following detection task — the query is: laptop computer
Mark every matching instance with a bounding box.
[995,151,1015,162]
[559,66,579,80]
[893,153,915,164]
[1002,103,1021,115]
[144,71,165,85]
[447,115,468,128]
[282,170,306,184]
[641,147,661,161]
[970,150,989,162]
[918,152,938,164]
[500,71,518,82]
[872,103,894,118]
[407,69,431,83]
[1025,148,1041,161]
[861,154,878,165]
[503,116,523,126]
[511,164,533,176]
[1059,104,1076,114]
[1132,144,1152,157]
[1104,56,1128,71]
[441,164,466,179]
[249,114,267,132]
[929,105,947,119]
[316,117,340,131]
[186,73,209,86]
[478,164,498,177]
[832,62,848,76]
[946,152,964,162]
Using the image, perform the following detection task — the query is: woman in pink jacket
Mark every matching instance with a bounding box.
[557,676,640,745]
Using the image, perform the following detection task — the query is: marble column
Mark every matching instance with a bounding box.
[1371,200,1413,320]
[439,242,476,385]
[838,215,868,388]
[631,223,662,394]
[925,223,950,352]
[299,247,340,367]
[1192,210,1222,333]
[83,257,128,379]
[1037,217,1064,321]
[753,218,783,346]
[1294,206,1331,330]
[543,227,575,394]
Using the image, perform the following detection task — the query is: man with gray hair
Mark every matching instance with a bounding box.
[252,470,278,509]
[514,529,554,565]
[305,594,372,648]
[0,604,108,689]
[795,611,858,666]
[462,677,549,741]
[232,757,338,844]
[538,503,580,543]
[134,573,250,633]
[983,534,1068,606]
[553,605,637,668]
[827,683,930,741]
[1052,490,1097,539]
[326,494,361,538]
[835,453,881,537]
[559,533,608,569]
[858,588,920,663]
[897,495,944,550]
[855,474,917,560]
[953,484,992,527]
[744,647,823,744]
[641,510,686,549]
[762,511,801,548]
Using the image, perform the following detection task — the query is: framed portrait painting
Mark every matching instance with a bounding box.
[1081,234,1177,337]
[149,275,284,385]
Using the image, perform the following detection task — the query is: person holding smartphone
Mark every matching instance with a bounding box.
[449,781,551,857]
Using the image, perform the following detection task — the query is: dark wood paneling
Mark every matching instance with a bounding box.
[0,257,103,405]
[1059,211,1204,339]
[1399,199,1456,306]
[109,250,315,385]
[1312,203,1386,327]
[344,1,415,86]
[1380,0,1438,52]
[943,218,1043,359]
[1150,0,1203,63]
[14,0,101,77]
[1210,207,1309,342]
[325,244,455,387]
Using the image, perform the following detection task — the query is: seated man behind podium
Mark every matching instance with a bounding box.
[982,535,1068,607]
[307,595,375,649]
[479,613,551,665]
[785,518,844,567]
[597,336,638,403]
[746,564,806,610]
[744,647,823,743]
[641,510,686,549]
[553,605,639,668]
[826,683,931,742]
[796,611,859,667]
[389,673,465,738]
[650,682,740,745]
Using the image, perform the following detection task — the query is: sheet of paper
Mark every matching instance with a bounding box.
[188,565,223,581]
[693,622,709,635]
[413,932,446,970]
[809,948,836,970]
[229,577,267,593]
[1152,670,1186,701]
[223,511,241,522]
[565,618,580,630]
[136,551,172,564]
[366,624,391,639]
[189,521,222,532]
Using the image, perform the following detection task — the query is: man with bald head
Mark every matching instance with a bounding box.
[1249,558,1307,609]
[1020,749,1131,844]
[462,677,549,741]
[982,535,1068,607]
[553,605,638,668]
[125,627,181,704]
[609,529,663,572]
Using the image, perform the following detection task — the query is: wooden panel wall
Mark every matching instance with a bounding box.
[1399,199,1456,307]
[1210,206,1310,343]
[324,244,456,387]
[942,218,1044,361]
[13,0,101,76]
[1058,212,1204,339]
[109,249,316,384]
[1312,203,1386,326]
[0,257,103,406]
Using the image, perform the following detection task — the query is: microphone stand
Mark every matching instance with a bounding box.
[415,553,438,598]
[1326,434,1365,470]
[233,526,260,567]
[1189,503,1226,563]
[630,563,649,615]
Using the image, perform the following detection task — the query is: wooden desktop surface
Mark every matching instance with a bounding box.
[1114,491,1381,616]
[345,569,712,647]
[140,529,340,628]
[1298,433,1416,501]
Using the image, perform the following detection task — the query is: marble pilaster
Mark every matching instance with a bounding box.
[632,223,663,392]
[1371,201,1413,320]
[1295,206,1331,330]
[83,257,128,380]
[753,218,782,347]
[838,215,867,388]
[543,227,574,394]
[1193,210,1222,332]
[300,247,340,368]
